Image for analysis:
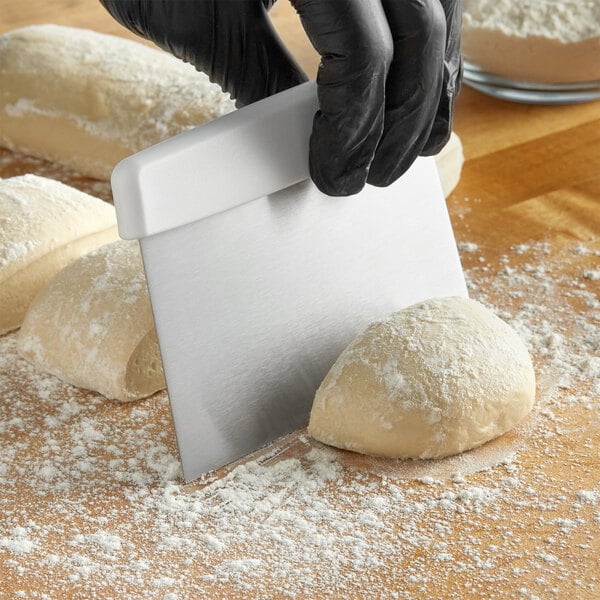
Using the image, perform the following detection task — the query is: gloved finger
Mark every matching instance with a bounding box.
[98,0,306,107]
[367,0,447,187]
[291,0,394,196]
[421,0,463,155]
[217,1,308,106]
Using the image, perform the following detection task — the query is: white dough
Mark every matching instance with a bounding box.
[435,132,464,197]
[0,25,236,180]
[0,174,118,335]
[308,297,536,459]
[18,240,165,402]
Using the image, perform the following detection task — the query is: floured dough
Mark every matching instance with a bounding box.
[0,24,236,180]
[435,132,464,197]
[0,174,118,335]
[17,240,165,402]
[308,297,535,459]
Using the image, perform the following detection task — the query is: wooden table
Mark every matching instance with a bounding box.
[1,3,599,599]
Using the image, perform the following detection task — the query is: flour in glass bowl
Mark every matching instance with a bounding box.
[462,0,600,83]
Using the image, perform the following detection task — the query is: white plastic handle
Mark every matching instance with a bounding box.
[111,81,318,239]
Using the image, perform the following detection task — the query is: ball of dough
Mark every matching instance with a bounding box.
[17,240,165,402]
[308,297,535,459]
[0,25,235,180]
[0,174,118,335]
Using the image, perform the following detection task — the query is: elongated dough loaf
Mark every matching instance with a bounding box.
[0,174,118,335]
[0,25,235,179]
[17,240,165,402]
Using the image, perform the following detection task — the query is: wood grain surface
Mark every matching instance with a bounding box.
[1,2,599,599]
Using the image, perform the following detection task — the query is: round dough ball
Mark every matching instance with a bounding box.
[0,174,118,335]
[308,296,535,459]
[0,25,235,180]
[17,240,165,402]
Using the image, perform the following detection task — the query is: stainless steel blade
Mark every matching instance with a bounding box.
[139,157,467,482]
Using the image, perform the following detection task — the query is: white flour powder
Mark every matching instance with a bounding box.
[464,0,600,43]
[0,233,599,599]
[462,0,600,83]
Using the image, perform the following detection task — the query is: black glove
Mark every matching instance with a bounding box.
[99,0,462,196]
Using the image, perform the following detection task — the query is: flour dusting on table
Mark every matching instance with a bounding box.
[1,232,598,597]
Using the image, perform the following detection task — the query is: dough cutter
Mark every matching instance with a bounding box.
[111,81,467,482]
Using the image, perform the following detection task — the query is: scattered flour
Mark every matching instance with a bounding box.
[0,216,598,596]
[583,270,600,281]
[457,241,478,252]
[0,239,38,267]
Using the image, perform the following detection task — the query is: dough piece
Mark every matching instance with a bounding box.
[17,240,165,402]
[308,297,535,459]
[0,174,118,335]
[434,132,464,197]
[0,25,235,180]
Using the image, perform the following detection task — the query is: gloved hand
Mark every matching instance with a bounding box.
[99,0,462,196]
